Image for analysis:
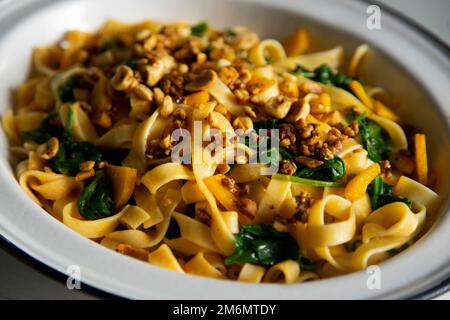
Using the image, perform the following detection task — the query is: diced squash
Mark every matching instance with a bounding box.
[105,164,137,208]
[345,163,381,201]
[414,133,428,185]
[373,100,400,122]
[282,28,310,56]
[349,80,373,109]
[184,91,210,105]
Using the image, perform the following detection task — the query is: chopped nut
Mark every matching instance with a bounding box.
[279,123,297,151]
[185,69,218,91]
[221,176,239,194]
[75,168,95,181]
[292,192,314,223]
[36,137,59,160]
[96,161,107,169]
[143,34,157,52]
[153,87,165,105]
[233,88,250,104]
[379,159,392,179]
[279,78,299,98]
[280,159,297,175]
[159,95,174,117]
[286,99,310,122]
[111,65,138,91]
[132,84,153,101]
[342,120,359,137]
[295,156,324,168]
[79,160,95,172]
[264,96,292,119]
[219,66,239,86]
[238,197,257,218]
[243,106,257,119]
[142,55,175,86]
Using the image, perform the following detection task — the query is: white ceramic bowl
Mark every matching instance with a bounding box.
[0,0,449,299]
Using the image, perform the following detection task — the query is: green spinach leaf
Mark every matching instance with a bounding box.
[225,224,300,267]
[77,170,115,220]
[291,64,363,91]
[296,156,346,182]
[58,76,80,103]
[21,113,64,143]
[349,113,391,162]
[49,106,102,175]
[191,21,209,36]
[368,176,413,210]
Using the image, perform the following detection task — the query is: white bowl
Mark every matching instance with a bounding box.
[0,0,449,299]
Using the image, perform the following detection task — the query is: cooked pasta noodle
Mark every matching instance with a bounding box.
[1,19,441,284]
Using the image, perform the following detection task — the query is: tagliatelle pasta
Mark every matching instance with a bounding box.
[1,19,441,284]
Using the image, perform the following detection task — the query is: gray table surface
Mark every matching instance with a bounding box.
[0,0,449,300]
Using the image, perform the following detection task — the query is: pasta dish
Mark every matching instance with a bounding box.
[1,19,441,283]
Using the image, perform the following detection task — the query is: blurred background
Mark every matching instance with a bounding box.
[0,0,449,299]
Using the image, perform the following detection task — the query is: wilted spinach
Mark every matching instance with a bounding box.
[296,156,346,182]
[191,21,209,36]
[21,113,64,144]
[368,176,413,210]
[49,106,102,175]
[225,224,299,267]
[290,64,363,91]
[77,170,115,220]
[58,76,80,103]
[349,113,391,162]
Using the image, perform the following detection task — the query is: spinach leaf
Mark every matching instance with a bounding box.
[225,224,299,267]
[58,76,80,103]
[291,64,362,91]
[21,113,64,144]
[226,224,320,271]
[296,156,346,182]
[77,170,115,220]
[49,106,102,175]
[273,173,344,188]
[368,176,413,210]
[225,224,299,266]
[289,65,316,78]
[349,113,391,162]
[191,21,209,36]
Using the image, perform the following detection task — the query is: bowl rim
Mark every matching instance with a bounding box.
[0,0,449,300]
